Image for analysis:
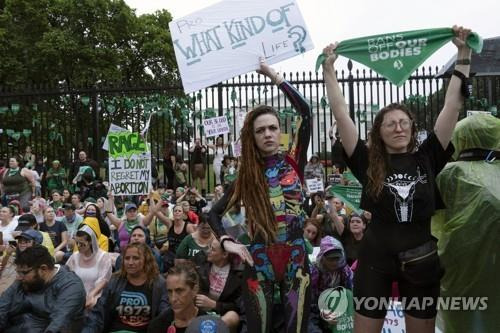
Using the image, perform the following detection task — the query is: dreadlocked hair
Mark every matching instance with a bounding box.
[225,105,278,244]
[366,103,418,199]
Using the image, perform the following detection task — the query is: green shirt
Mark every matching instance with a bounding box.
[176,234,209,260]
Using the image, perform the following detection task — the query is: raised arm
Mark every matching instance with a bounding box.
[322,43,358,157]
[434,25,472,149]
[257,59,311,171]
[103,195,123,229]
[208,187,231,239]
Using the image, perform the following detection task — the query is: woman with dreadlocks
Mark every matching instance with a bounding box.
[208,58,311,333]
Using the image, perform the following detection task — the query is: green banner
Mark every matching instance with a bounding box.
[328,185,362,215]
[107,132,148,158]
[316,27,483,86]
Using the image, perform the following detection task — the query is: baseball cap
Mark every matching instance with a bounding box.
[125,203,137,211]
[186,315,229,333]
[323,249,343,260]
[16,214,38,231]
[63,203,76,210]
[15,229,43,244]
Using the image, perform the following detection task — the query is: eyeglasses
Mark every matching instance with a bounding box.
[16,268,33,276]
[382,119,412,131]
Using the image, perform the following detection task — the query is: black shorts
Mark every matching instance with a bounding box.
[353,259,440,319]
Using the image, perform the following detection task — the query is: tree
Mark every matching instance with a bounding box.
[0,0,179,88]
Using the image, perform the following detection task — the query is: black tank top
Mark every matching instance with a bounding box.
[167,221,189,254]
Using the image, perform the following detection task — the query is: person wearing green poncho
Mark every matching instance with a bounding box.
[46,160,67,194]
[322,25,472,333]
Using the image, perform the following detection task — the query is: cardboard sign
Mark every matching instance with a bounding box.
[203,116,230,137]
[306,178,324,193]
[169,0,314,93]
[107,132,152,196]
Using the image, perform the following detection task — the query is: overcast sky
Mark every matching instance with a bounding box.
[124,0,498,73]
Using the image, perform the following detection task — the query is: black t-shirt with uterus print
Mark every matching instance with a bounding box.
[344,133,454,271]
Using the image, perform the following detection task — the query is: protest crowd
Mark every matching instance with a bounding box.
[0,20,496,333]
[0,136,367,332]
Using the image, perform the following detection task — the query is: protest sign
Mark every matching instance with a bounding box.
[279,133,290,151]
[316,28,482,86]
[203,116,230,137]
[107,132,151,196]
[382,301,405,333]
[467,110,491,117]
[232,141,242,157]
[102,123,129,151]
[306,178,324,193]
[169,0,314,93]
[328,185,362,214]
[327,174,342,186]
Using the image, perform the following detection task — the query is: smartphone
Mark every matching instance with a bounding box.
[8,240,17,247]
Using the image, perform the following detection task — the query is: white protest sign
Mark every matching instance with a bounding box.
[169,0,314,93]
[107,132,152,196]
[306,178,324,193]
[328,173,342,186]
[382,301,405,333]
[466,110,491,117]
[204,116,230,137]
[232,141,242,157]
[102,124,129,151]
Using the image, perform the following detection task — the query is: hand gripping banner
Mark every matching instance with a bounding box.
[316,27,483,86]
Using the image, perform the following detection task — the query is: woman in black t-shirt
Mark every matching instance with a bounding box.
[322,26,472,332]
[340,212,366,266]
[82,243,168,333]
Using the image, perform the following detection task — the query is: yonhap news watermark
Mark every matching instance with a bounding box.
[319,287,489,318]
[353,296,488,312]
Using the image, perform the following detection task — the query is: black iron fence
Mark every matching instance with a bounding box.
[1,61,498,191]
